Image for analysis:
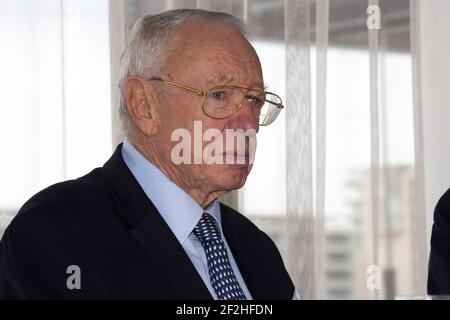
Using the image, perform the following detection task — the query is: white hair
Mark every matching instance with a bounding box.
[119,9,247,137]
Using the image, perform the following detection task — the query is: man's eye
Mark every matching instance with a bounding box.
[210,91,227,100]
[247,95,264,108]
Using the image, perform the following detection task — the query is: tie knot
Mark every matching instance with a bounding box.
[193,213,221,243]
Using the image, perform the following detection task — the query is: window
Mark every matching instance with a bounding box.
[0,0,112,236]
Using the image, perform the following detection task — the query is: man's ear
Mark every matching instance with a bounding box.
[123,77,159,137]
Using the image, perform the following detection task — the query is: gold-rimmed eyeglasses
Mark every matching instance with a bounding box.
[147,77,284,126]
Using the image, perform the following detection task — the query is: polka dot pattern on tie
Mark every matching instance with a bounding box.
[193,212,247,300]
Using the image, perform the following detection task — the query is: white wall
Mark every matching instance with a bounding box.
[420,0,450,250]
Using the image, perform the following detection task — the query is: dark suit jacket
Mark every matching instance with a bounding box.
[0,144,295,299]
[428,187,450,295]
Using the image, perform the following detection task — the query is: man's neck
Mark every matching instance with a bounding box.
[128,137,226,209]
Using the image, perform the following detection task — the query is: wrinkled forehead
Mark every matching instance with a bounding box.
[164,21,263,87]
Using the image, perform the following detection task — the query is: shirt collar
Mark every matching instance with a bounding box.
[121,140,222,243]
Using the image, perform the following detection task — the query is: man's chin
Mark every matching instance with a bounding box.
[215,165,251,191]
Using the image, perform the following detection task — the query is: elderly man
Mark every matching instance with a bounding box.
[0,9,295,300]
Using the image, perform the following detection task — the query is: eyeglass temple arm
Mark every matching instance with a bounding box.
[265,99,284,109]
[149,77,207,96]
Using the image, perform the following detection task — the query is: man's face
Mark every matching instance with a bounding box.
[151,22,264,196]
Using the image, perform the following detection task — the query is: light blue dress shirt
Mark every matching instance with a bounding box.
[121,140,253,300]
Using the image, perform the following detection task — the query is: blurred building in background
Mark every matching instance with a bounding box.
[252,164,418,300]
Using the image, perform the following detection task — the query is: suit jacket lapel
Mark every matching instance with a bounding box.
[101,144,212,300]
[129,214,212,300]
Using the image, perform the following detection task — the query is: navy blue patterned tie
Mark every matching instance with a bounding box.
[193,212,247,300]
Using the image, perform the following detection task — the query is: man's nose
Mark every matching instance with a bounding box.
[228,103,260,132]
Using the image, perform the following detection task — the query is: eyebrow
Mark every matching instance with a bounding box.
[206,75,236,85]
[206,74,266,91]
